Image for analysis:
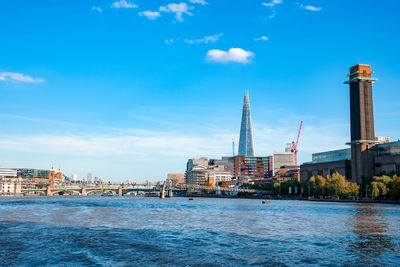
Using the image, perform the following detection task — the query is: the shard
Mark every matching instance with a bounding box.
[238,91,254,156]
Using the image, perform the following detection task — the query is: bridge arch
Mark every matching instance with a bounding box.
[51,190,81,196]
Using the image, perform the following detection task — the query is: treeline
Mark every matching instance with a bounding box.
[368,174,400,198]
[249,172,400,199]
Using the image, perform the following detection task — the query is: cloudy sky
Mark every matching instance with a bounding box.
[1,0,399,182]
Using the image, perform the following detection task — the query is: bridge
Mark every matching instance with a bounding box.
[21,184,269,196]
[21,187,156,196]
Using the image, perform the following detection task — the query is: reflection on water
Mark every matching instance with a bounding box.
[0,196,399,266]
[347,205,397,265]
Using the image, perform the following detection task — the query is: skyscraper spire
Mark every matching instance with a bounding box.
[238,91,254,156]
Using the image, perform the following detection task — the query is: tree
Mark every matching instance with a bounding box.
[391,175,400,198]
[371,181,387,198]
[219,181,228,188]
[203,182,214,194]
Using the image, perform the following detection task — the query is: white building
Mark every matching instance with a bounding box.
[71,174,78,182]
[273,152,294,175]
[0,167,17,177]
[214,171,232,184]
[376,137,391,144]
[0,177,22,194]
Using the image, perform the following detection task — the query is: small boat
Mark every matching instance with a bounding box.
[262,200,271,204]
[189,198,195,200]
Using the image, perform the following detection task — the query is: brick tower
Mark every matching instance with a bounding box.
[345,64,377,184]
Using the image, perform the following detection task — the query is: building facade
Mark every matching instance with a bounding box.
[234,155,273,180]
[0,167,17,177]
[15,168,49,178]
[167,173,185,186]
[0,177,22,194]
[300,64,400,183]
[345,64,377,183]
[209,157,235,175]
[238,91,254,156]
[273,152,294,175]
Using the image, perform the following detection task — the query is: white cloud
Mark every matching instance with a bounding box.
[206,48,254,63]
[185,33,223,44]
[0,72,45,83]
[189,0,208,5]
[139,10,161,20]
[254,35,269,41]
[91,6,103,12]
[262,0,283,7]
[159,2,193,22]
[111,0,137,9]
[165,38,174,45]
[301,5,322,11]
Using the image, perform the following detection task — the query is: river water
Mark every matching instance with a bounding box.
[0,196,399,266]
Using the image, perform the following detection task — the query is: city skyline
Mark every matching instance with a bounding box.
[1,0,400,181]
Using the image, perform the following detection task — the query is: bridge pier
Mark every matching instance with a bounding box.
[46,187,51,196]
[118,187,123,196]
[81,187,87,196]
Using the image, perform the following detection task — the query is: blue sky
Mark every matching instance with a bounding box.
[1,0,399,182]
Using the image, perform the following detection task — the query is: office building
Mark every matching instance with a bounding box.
[0,167,17,178]
[273,152,294,175]
[234,155,273,180]
[167,173,185,186]
[209,157,235,175]
[238,91,254,156]
[15,168,49,178]
[184,157,232,185]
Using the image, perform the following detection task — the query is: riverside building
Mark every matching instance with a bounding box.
[300,64,400,183]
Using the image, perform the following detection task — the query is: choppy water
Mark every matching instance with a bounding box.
[0,196,399,266]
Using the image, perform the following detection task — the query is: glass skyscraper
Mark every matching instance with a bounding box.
[238,91,254,156]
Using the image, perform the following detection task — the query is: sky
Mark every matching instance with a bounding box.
[1,0,400,182]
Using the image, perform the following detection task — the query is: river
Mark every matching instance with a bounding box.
[0,196,399,266]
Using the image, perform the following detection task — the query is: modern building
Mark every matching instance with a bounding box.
[87,173,93,183]
[300,64,400,183]
[167,173,185,186]
[209,156,235,175]
[375,140,400,174]
[71,174,78,182]
[184,157,209,184]
[0,167,17,178]
[376,137,391,144]
[273,152,294,175]
[15,168,49,178]
[184,157,232,186]
[238,91,254,156]
[234,155,273,180]
[312,148,351,164]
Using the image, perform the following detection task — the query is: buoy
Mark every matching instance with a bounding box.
[262,200,271,204]
[189,198,195,200]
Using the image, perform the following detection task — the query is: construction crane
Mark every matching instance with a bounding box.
[290,120,303,169]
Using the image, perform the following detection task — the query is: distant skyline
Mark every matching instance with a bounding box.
[1,0,400,181]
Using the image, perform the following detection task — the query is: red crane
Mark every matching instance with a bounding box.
[291,120,303,169]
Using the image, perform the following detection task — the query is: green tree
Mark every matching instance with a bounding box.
[391,175,400,198]
[371,181,387,198]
